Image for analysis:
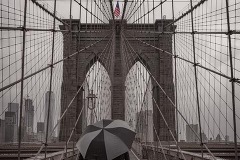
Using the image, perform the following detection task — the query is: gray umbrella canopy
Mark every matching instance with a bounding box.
[76,119,136,160]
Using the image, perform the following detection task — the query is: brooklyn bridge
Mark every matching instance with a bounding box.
[0,0,240,159]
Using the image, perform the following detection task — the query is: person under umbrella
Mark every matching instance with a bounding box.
[78,152,130,160]
[76,119,136,160]
[113,152,130,160]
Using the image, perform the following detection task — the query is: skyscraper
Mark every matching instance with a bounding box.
[5,112,16,142]
[37,122,44,132]
[37,122,44,142]
[8,103,19,122]
[135,110,154,142]
[45,91,55,141]
[201,132,208,142]
[24,99,34,135]
[7,103,19,142]
[186,124,199,142]
[0,119,5,143]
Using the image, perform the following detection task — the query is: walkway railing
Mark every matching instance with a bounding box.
[132,141,225,160]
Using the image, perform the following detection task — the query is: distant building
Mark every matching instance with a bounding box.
[24,133,37,142]
[45,91,55,141]
[8,103,19,122]
[37,122,44,142]
[5,112,16,142]
[186,124,199,142]
[215,134,222,142]
[37,122,44,132]
[135,110,154,142]
[0,119,5,143]
[8,103,19,142]
[225,135,229,142]
[37,132,44,142]
[201,132,208,142]
[24,99,34,135]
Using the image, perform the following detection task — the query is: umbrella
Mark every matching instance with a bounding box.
[76,119,136,160]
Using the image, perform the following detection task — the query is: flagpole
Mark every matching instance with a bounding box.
[114,1,121,19]
[121,3,123,19]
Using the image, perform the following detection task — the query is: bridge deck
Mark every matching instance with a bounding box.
[129,150,141,160]
[1,142,239,159]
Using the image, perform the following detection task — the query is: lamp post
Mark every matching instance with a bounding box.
[87,90,97,125]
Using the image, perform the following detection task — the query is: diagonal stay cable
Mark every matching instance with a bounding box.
[0,32,112,93]
[125,0,140,21]
[131,0,168,24]
[122,45,164,160]
[121,0,128,21]
[31,0,69,27]
[122,33,217,160]
[127,0,145,21]
[18,0,28,159]
[153,125,169,160]
[164,0,207,29]
[123,30,240,35]
[62,37,114,157]
[0,26,111,33]
[74,0,106,24]
[100,0,112,20]
[108,0,115,21]
[34,33,114,158]
[122,38,168,160]
[44,0,58,158]
[122,35,187,160]
[124,31,240,84]
[124,0,134,20]
[49,33,112,139]
[94,0,110,21]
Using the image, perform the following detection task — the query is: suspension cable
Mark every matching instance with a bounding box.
[122,33,217,159]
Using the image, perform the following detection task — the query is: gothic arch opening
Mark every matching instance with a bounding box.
[82,61,111,129]
[125,61,154,142]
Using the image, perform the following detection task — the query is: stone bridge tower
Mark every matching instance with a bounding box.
[59,19,176,142]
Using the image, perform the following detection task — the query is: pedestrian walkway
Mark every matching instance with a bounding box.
[129,150,141,160]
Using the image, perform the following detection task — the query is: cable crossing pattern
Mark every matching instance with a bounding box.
[0,0,240,160]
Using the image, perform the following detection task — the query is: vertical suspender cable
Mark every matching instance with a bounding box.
[225,0,238,159]
[171,0,179,153]
[44,0,57,158]
[18,0,28,159]
[189,0,203,158]
[109,0,115,21]
[65,0,73,156]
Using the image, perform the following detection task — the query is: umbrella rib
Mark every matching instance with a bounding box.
[103,129,130,160]
[76,129,102,158]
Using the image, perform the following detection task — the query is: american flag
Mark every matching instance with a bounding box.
[114,1,120,18]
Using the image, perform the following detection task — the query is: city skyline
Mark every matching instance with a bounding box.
[0,91,57,143]
[0,0,240,159]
